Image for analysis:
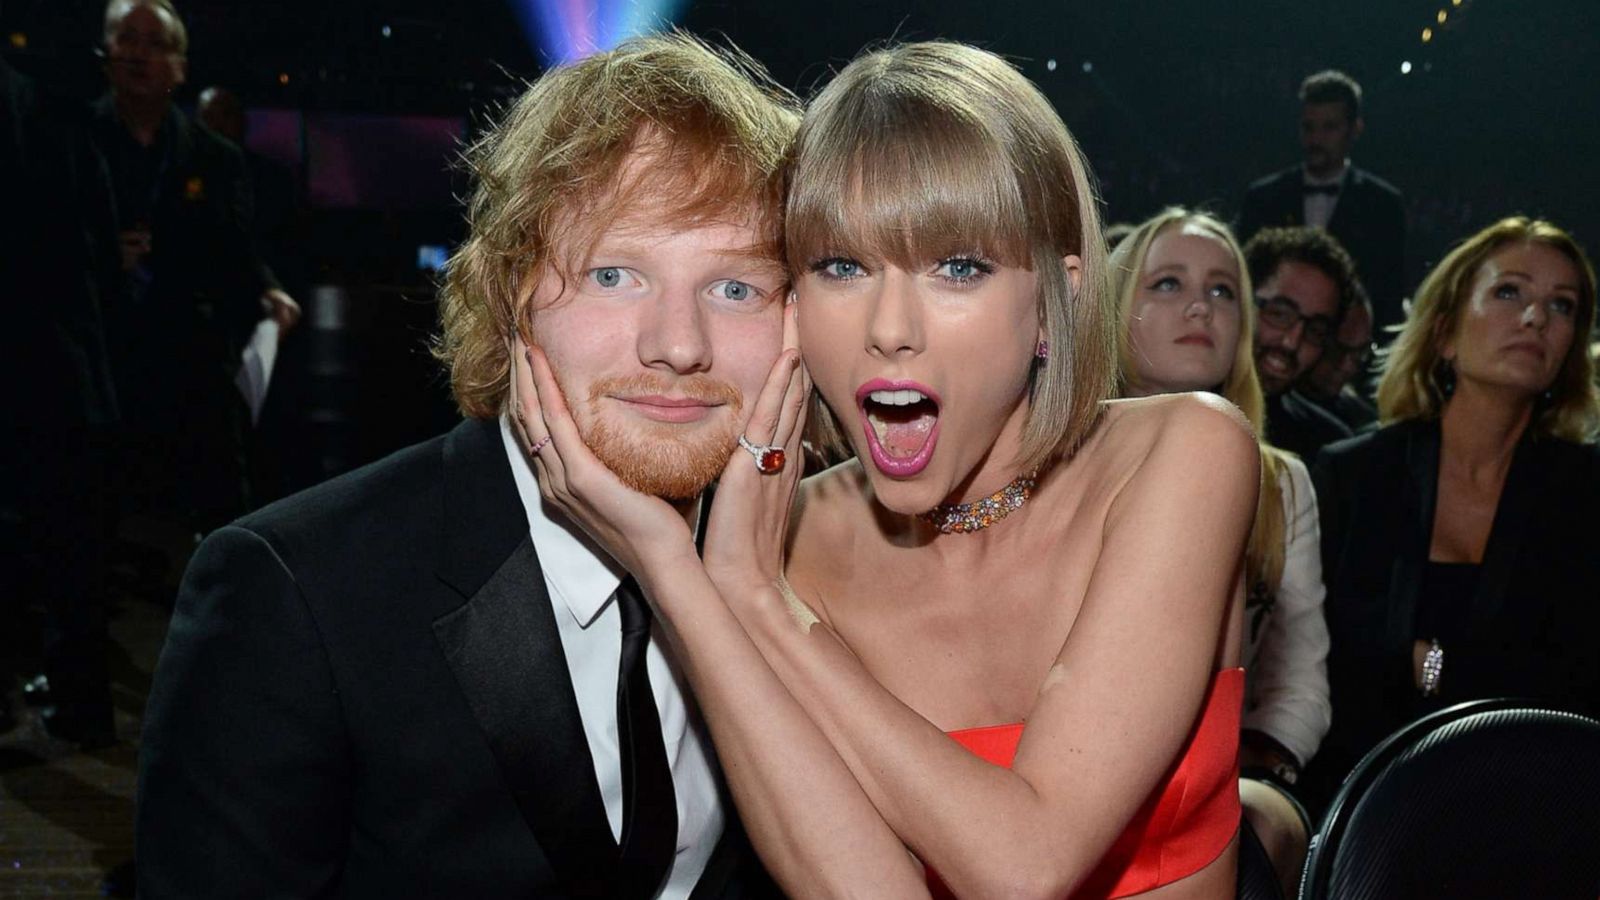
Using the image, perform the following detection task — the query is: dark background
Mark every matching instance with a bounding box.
[5,0,1597,486]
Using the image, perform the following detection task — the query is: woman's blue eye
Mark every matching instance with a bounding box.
[1493,283,1520,300]
[592,267,622,288]
[715,280,756,302]
[1551,297,1577,316]
[937,257,994,283]
[1151,276,1181,292]
[813,258,863,280]
[1209,284,1237,301]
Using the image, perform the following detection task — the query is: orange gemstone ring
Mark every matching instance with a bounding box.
[737,434,786,475]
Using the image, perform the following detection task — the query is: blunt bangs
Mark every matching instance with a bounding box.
[787,94,1033,271]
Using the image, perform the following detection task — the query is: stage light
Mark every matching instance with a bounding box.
[1437,10,1448,23]
[7,32,25,49]
[1046,58,1057,72]
[381,24,392,38]
[279,72,290,85]
[507,0,690,65]
[1081,60,1093,73]
[1400,60,1413,74]
[1422,27,1433,42]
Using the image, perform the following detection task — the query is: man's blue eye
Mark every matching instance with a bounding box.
[717,280,755,302]
[592,267,622,288]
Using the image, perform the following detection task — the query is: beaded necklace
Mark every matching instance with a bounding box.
[917,470,1038,535]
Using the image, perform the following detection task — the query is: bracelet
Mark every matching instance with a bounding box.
[1420,638,1444,697]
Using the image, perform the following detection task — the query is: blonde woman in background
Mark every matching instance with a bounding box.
[1306,216,1600,811]
[1112,208,1331,896]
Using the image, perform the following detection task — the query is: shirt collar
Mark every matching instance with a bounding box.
[1303,160,1351,188]
[499,416,626,628]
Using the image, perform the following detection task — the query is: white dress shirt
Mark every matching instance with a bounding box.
[1243,454,1333,766]
[1302,161,1349,230]
[500,418,724,899]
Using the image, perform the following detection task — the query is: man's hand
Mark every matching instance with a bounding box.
[260,288,302,331]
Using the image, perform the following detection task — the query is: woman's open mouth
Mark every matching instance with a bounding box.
[857,380,941,478]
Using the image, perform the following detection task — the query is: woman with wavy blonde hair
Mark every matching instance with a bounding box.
[1306,216,1600,811]
[1111,208,1329,894]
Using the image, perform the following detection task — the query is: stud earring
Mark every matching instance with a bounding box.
[1036,339,1050,360]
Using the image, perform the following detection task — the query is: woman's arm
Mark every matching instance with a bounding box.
[1242,454,1332,769]
[512,330,928,900]
[726,395,1259,899]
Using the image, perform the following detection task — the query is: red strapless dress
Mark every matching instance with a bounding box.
[929,668,1243,899]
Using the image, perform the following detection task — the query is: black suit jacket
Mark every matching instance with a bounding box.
[92,97,278,419]
[1,58,120,429]
[1238,164,1407,335]
[1265,389,1353,461]
[1303,420,1600,811]
[138,418,777,899]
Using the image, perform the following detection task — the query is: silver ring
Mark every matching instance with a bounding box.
[529,435,552,455]
[737,434,786,474]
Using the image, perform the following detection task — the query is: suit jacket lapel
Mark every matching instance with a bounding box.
[1385,422,1438,686]
[431,419,619,896]
[1465,436,1547,636]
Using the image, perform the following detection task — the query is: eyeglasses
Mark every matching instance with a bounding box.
[1254,296,1334,348]
[1327,339,1377,370]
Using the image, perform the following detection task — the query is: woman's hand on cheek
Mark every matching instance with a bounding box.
[510,335,695,575]
[704,303,811,592]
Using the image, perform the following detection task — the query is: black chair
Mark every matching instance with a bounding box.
[1238,816,1285,900]
[1299,699,1600,900]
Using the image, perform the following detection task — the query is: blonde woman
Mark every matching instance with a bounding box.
[516,42,1255,898]
[1112,208,1330,894]
[1306,216,1600,810]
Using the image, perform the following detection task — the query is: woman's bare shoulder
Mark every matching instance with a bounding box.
[1099,392,1257,446]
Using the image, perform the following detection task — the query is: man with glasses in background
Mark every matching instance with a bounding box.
[1298,292,1379,432]
[1243,227,1365,459]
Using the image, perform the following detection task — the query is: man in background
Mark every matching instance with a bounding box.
[1,46,121,746]
[1240,70,1407,337]
[93,0,299,535]
[1298,291,1379,433]
[1244,226,1364,460]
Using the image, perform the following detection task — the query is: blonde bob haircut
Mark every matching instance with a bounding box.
[434,32,801,419]
[1376,216,1600,442]
[1109,208,1293,597]
[786,41,1115,473]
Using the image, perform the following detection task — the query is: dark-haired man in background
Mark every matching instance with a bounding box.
[1243,226,1364,460]
[1240,70,1407,337]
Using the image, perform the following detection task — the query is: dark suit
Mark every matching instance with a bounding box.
[1300,385,1378,434]
[1239,164,1407,335]
[1304,420,1600,812]
[92,97,280,528]
[1,58,120,737]
[137,418,776,899]
[1265,389,1353,461]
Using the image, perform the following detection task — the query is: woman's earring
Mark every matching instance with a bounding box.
[1036,339,1050,361]
[1436,360,1457,398]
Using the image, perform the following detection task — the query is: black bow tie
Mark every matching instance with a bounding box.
[1303,183,1341,197]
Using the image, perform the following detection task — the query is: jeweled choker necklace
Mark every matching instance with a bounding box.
[917,471,1038,535]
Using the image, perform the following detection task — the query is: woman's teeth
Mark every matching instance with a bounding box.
[868,388,928,406]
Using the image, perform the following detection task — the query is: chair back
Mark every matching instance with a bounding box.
[1237,817,1285,900]
[1299,699,1600,900]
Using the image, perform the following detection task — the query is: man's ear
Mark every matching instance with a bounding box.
[1351,115,1366,144]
